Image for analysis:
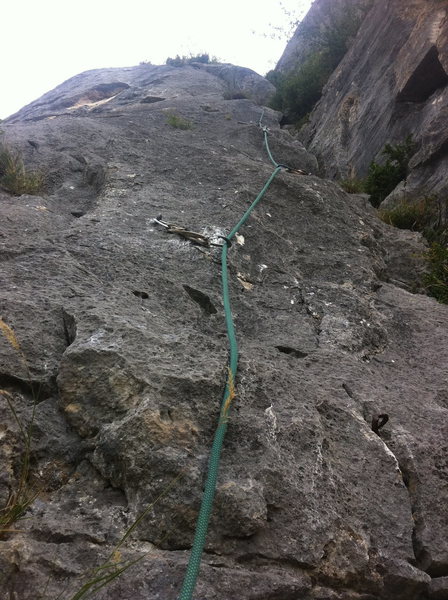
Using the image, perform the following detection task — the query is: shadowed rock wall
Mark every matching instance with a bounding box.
[0,61,447,599]
[276,0,373,74]
[290,0,448,203]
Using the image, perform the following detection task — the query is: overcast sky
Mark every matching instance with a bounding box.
[1,0,313,119]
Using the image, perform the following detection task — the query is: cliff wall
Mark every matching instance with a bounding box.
[283,0,448,204]
[276,0,372,75]
[0,60,447,599]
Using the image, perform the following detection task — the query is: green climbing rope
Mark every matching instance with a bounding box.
[264,129,280,168]
[178,117,283,600]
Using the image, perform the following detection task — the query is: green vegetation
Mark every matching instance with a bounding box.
[267,7,366,126]
[0,313,187,597]
[339,177,365,194]
[223,89,249,100]
[65,471,184,600]
[423,243,448,304]
[379,197,434,234]
[364,136,416,207]
[380,196,448,303]
[0,142,44,195]
[166,112,193,130]
[165,53,218,67]
[267,52,331,123]
[339,137,416,202]
[0,318,38,534]
[0,389,37,534]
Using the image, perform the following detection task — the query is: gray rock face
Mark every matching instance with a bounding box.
[276,0,372,75]
[0,62,447,599]
[294,0,448,203]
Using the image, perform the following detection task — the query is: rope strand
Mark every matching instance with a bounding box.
[178,113,284,600]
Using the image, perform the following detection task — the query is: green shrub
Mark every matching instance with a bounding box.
[364,162,403,208]
[166,54,190,67]
[379,201,426,230]
[364,136,416,207]
[165,53,218,67]
[268,51,334,123]
[267,7,366,126]
[379,197,443,232]
[0,319,39,533]
[380,196,448,303]
[423,243,448,303]
[294,113,311,130]
[379,196,448,240]
[166,112,192,130]
[0,143,44,195]
[340,178,365,193]
[223,90,249,100]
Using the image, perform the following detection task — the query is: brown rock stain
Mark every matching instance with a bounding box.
[142,409,198,447]
[64,403,81,414]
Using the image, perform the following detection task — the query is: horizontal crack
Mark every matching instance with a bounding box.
[0,373,54,401]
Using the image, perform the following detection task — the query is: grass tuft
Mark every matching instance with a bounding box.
[0,318,38,536]
[0,143,45,196]
[64,470,185,600]
[339,178,365,194]
[166,112,193,130]
[364,136,416,207]
[423,243,448,304]
[379,198,448,303]
[0,318,21,351]
[379,198,431,231]
[223,90,249,100]
[0,318,39,534]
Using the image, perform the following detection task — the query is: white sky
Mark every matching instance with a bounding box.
[1,0,313,119]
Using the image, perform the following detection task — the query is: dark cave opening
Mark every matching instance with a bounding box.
[397,46,448,103]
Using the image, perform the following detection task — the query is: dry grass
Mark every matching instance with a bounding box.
[63,470,185,600]
[339,177,365,194]
[0,143,45,195]
[379,198,448,304]
[0,315,188,598]
[423,243,448,304]
[0,318,38,534]
[379,198,430,231]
